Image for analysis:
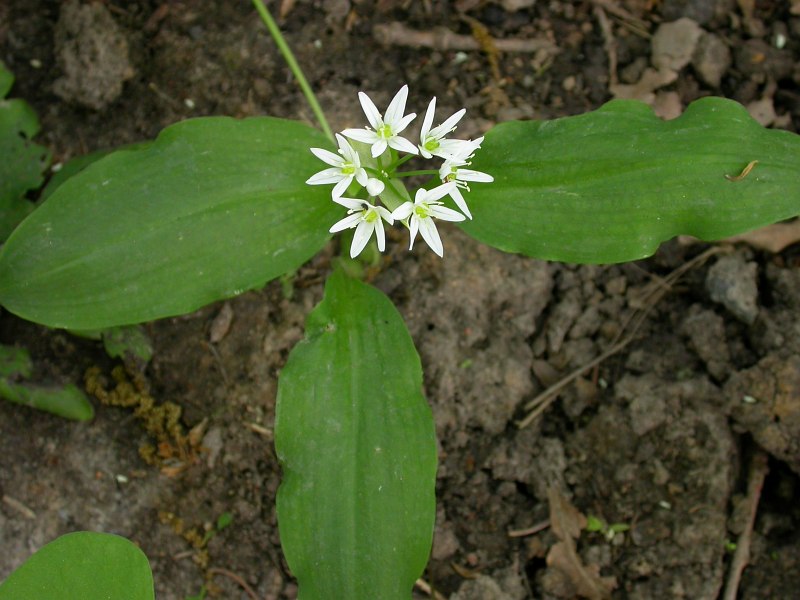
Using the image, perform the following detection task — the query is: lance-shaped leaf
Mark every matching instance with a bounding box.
[0,532,154,600]
[276,270,437,600]
[0,117,338,329]
[462,98,800,263]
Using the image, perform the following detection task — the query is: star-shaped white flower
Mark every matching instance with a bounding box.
[438,137,493,220]
[391,182,465,257]
[418,97,467,159]
[342,85,418,158]
[329,197,394,258]
[306,133,370,199]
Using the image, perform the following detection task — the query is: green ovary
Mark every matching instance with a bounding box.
[377,124,393,139]
[365,209,379,223]
[414,204,430,219]
[341,165,355,175]
[424,138,439,152]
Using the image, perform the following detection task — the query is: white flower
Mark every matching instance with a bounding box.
[342,85,418,158]
[366,177,385,196]
[306,133,369,198]
[391,183,465,257]
[438,137,493,220]
[418,97,467,159]
[329,197,394,258]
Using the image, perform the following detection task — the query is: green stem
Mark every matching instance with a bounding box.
[251,0,334,143]
[394,169,439,178]
[387,153,415,172]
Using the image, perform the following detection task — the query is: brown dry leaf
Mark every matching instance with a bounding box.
[546,487,616,600]
[725,221,800,253]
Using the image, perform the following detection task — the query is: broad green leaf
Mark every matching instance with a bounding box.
[276,270,437,600]
[0,117,338,328]
[0,63,51,241]
[0,531,154,600]
[463,98,800,263]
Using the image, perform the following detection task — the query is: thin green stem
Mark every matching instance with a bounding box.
[251,0,334,143]
[387,153,415,172]
[394,169,439,178]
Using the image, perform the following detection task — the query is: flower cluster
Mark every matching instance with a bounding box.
[306,85,493,258]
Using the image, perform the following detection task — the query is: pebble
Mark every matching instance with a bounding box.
[705,254,759,324]
[651,18,704,72]
[692,32,731,88]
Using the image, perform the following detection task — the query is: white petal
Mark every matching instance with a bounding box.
[350,220,374,257]
[418,217,444,257]
[333,197,366,210]
[429,108,466,139]
[420,97,436,141]
[384,85,408,126]
[388,136,419,155]
[376,205,394,225]
[408,215,419,250]
[336,133,358,163]
[371,139,388,158]
[393,112,417,134]
[355,168,369,187]
[457,168,493,183]
[374,215,386,252]
[391,201,414,221]
[425,181,457,202]
[306,168,345,185]
[329,212,362,233]
[446,186,472,219]
[358,92,383,130]
[366,178,385,196]
[342,128,378,144]
[310,147,344,167]
[430,204,467,222]
[419,146,433,159]
[332,176,354,198]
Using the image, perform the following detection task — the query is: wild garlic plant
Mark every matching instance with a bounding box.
[307,85,493,258]
[0,1,799,599]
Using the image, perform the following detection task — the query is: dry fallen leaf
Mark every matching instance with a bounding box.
[725,221,800,253]
[546,487,617,600]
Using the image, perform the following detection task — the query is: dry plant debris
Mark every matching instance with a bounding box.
[546,487,616,600]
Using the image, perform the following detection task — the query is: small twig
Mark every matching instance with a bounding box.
[373,22,559,55]
[722,450,769,600]
[415,577,447,600]
[2,494,36,519]
[593,5,618,88]
[508,519,550,538]
[208,567,260,600]
[725,160,759,182]
[590,0,651,38]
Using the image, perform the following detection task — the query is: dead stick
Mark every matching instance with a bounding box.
[722,450,769,600]
[373,22,558,54]
[207,567,260,600]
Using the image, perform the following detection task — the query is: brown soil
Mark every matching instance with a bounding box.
[2,1,800,599]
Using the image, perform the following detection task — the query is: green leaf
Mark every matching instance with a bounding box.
[0,116,338,329]
[0,344,32,378]
[276,270,437,600]
[0,64,51,241]
[0,344,93,420]
[0,381,94,421]
[463,98,800,263]
[0,531,154,600]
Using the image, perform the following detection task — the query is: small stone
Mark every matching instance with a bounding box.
[706,254,759,324]
[692,32,731,88]
[652,18,704,72]
[52,0,134,110]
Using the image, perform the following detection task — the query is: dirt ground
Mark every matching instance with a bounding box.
[2,1,800,599]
